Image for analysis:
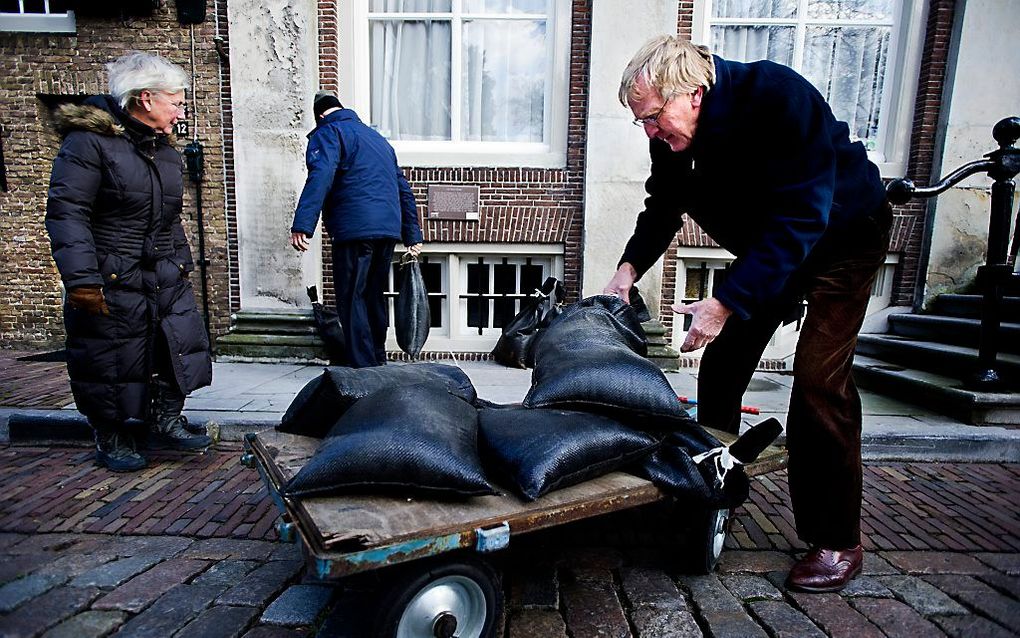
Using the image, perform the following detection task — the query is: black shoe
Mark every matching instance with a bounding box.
[148,414,212,451]
[96,431,147,472]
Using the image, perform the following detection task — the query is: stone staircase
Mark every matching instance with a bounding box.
[854,294,1020,425]
[215,310,329,361]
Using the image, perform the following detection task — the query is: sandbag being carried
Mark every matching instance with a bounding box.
[478,406,658,501]
[277,363,477,438]
[308,285,347,366]
[395,254,430,359]
[284,382,495,498]
[523,295,687,425]
[490,277,564,369]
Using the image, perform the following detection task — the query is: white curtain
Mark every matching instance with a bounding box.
[369,0,548,142]
[462,19,546,142]
[710,0,894,148]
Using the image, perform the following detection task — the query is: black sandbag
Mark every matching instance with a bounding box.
[277,363,477,438]
[284,383,495,498]
[491,277,564,369]
[523,295,686,424]
[395,255,430,359]
[630,419,783,509]
[478,407,658,501]
[308,285,347,366]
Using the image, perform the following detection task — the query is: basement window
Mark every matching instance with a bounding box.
[0,1,75,33]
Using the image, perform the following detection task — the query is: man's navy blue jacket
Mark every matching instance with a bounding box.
[291,109,423,246]
[620,56,886,320]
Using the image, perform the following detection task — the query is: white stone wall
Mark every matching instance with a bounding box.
[924,0,1020,304]
[229,0,321,310]
[581,1,679,313]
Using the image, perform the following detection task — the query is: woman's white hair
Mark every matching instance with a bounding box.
[107,51,189,109]
[619,35,716,107]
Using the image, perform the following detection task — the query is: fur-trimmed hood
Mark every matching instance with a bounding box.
[52,94,176,145]
[53,99,125,138]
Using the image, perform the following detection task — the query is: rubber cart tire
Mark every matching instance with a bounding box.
[687,507,730,575]
[374,555,504,638]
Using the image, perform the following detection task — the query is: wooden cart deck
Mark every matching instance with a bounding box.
[244,428,786,579]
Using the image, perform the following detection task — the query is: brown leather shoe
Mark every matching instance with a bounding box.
[785,545,863,593]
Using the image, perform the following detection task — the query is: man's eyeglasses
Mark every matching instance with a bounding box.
[632,95,673,128]
[151,92,186,113]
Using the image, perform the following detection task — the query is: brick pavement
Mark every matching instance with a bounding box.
[0,350,73,410]
[0,442,1017,637]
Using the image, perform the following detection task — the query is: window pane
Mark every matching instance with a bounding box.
[493,263,516,294]
[370,0,452,12]
[806,0,894,21]
[685,266,710,299]
[49,0,70,12]
[370,19,452,140]
[712,0,797,19]
[710,25,794,66]
[0,1,20,13]
[520,263,543,294]
[803,26,890,149]
[463,0,548,13]
[462,19,546,142]
[466,262,489,294]
[24,0,45,13]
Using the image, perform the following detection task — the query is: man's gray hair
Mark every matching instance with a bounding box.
[107,51,189,109]
[619,35,716,107]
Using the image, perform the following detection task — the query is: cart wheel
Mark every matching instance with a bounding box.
[375,556,503,638]
[688,508,730,575]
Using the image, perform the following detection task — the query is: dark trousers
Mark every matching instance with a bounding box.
[332,238,396,368]
[696,203,892,549]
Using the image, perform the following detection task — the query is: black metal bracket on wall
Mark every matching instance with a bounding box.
[886,116,1020,391]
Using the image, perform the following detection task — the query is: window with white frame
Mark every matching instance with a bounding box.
[693,0,926,176]
[384,243,563,350]
[341,0,572,167]
[0,0,74,32]
[673,248,899,355]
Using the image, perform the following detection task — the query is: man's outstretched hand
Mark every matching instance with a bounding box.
[290,232,310,252]
[672,297,732,352]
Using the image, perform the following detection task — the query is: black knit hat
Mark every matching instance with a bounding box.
[313,91,342,120]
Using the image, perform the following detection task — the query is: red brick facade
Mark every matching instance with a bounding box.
[0,2,232,348]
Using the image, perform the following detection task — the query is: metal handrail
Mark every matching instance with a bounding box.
[886,116,1020,390]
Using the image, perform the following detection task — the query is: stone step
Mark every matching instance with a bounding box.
[888,314,1020,354]
[216,310,329,361]
[931,294,1020,321]
[855,334,1020,387]
[853,355,1020,425]
[642,320,680,372]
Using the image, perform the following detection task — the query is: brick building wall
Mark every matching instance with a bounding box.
[0,2,232,348]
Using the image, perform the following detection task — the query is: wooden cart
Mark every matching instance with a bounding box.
[242,428,786,638]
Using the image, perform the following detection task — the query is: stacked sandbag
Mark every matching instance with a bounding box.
[478,406,658,501]
[283,382,495,498]
[523,295,689,427]
[277,363,477,438]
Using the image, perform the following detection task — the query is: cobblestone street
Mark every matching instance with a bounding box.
[0,443,1017,637]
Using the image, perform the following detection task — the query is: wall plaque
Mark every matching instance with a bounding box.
[428,184,479,220]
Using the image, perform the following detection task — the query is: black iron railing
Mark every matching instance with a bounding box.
[887,116,1020,390]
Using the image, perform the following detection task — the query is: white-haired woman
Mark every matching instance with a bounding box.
[46,51,212,471]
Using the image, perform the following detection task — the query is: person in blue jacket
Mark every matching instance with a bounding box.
[290,92,423,368]
[605,36,892,593]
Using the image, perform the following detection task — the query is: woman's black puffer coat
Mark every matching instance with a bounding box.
[46,95,212,425]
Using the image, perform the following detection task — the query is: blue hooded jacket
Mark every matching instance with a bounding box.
[620,57,886,320]
[291,108,423,246]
